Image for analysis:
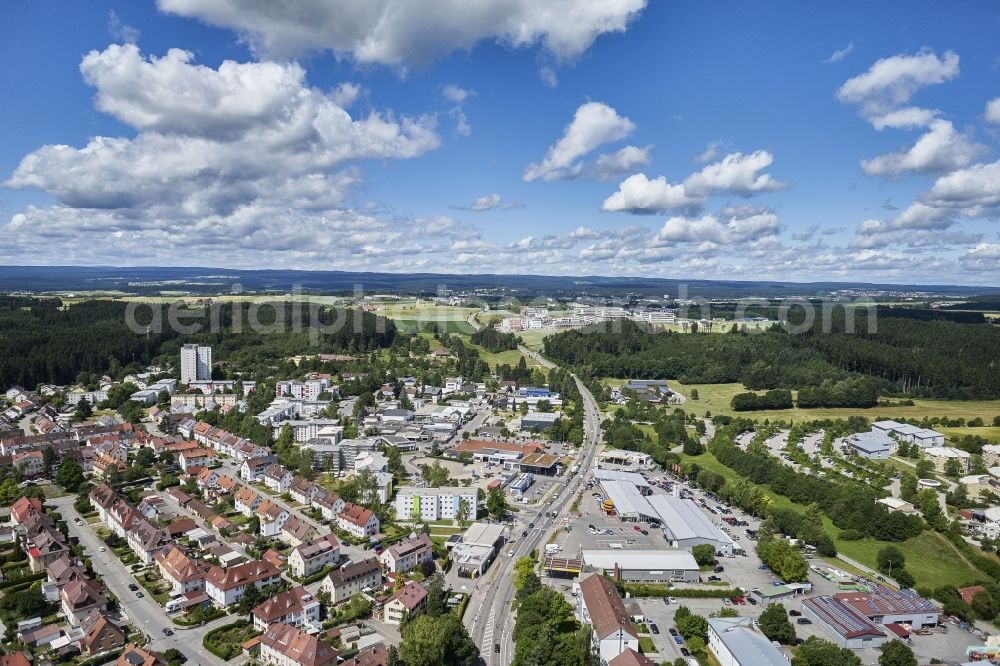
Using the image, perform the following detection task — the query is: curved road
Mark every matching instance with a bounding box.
[465,350,602,665]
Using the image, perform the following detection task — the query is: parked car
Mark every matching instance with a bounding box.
[714,566,724,573]
[669,628,678,636]
[681,648,690,657]
[162,628,174,636]
[722,598,731,605]
[707,576,721,582]
[136,592,144,598]
[796,618,812,625]
[641,529,649,535]
[128,583,139,591]
[674,636,683,645]
[789,610,801,617]
[650,623,659,635]
[633,525,642,533]
[495,644,501,653]
[668,597,677,604]
[99,547,106,552]
[747,597,757,605]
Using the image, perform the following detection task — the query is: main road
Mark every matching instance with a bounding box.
[466,348,602,665]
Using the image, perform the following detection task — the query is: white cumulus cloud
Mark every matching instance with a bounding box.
[602,150,785,213]
[157,0,647,67]
[861,120,985,176]
[837,48,959,120]
[592,145,652,179]
[986,97,1000,124]
[523,101,635,181]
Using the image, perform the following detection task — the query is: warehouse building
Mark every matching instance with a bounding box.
[708,616,790,666]
[802,596,887,649]
[600,480,657,523]
[647,494,735,556]
[580,549,699,583]
[520,412,561,432]
[518,453,562,476]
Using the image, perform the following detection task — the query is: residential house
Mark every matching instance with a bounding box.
[289,477,320,505]
[235,486,263,516]
[155,544,210,595]
[61,578,107,627]
[288,534,341,579]
[320,558,382,604]
[178,448,214,472]
[263,464,294,494]
[241,456,275,482]
[337,503,380,539]
[205,559,281,607]
[378,533,433,574]
[280,516,318,547]
[311,489,344,521]
[382,581,427,625]
[577,573,639,664]
[256,499,291,537]
[257,622,338,666]
[116,644,166,666]
[27,528,67,573]
[79,608,126,656]
[925,446,972,473]
[10,496,43,526]
[12,450,45,479]
[251,586,321,631]
[394,486,478,522]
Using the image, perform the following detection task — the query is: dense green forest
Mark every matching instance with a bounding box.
[470,326,519,352]
[543,314,1000,399]
[0,297,395,388]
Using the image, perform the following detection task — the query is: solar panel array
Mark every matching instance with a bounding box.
[805,596,883,638]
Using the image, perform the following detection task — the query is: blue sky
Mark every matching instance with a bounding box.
[2,1,1000,284]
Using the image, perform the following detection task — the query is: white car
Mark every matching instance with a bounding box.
[99,546,107,552]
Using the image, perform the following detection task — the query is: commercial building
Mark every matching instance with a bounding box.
[801,596,887,649]
[647,494,735,555]
[594,469,652,493]
[448,523,505,577]
[871,421,944,447]
[707,616,789,666]
[598,449,653,467]
[520,411,561,432]
[577,573,639,663]
[180,344,212,385]
[600,480,657,523]
[451,439,544,468]
[580,549,699,583]
[847,432,893,459]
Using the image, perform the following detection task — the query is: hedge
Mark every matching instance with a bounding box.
[0,571,46,589]
[615,581,743,599]
[77,648,125,666]
[203,619,255,660]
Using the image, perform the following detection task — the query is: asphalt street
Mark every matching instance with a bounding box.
[464,365,602,665]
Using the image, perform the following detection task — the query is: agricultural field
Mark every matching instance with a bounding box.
[669,382,1000,423]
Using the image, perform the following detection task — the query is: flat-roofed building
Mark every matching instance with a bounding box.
[580,549,699,583]
[600,480,657,523]
[708,616,789,666]
[925,446,971,473]
[802,596,886,649]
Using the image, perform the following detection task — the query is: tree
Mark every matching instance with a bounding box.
[943,458,962,477]
[876,546,905,576]
[135,447,156,469]
[73,398,93,421]
[899,473,918,502]
[878,640,916,666]
[674,606,708,642]
[457,496,473,522]
[399,613,478,666]
[513,557,536,591]
[914,459,934,478]
[486,487,508,520]
[690,389,699,400]
[792,637,862,666]
[56,459,85,491]
[970,589,996,620]
[758,603,796,644]
[692,544,716,566]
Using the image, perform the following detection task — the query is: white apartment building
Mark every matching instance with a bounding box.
[180,344,212,384]
[395,486,478,521]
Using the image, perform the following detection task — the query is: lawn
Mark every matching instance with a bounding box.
[203,620,261,660]
[638,636,658,655]
[678,450,988,589]
[939,426,1000,443]
[672,382,1000,422]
